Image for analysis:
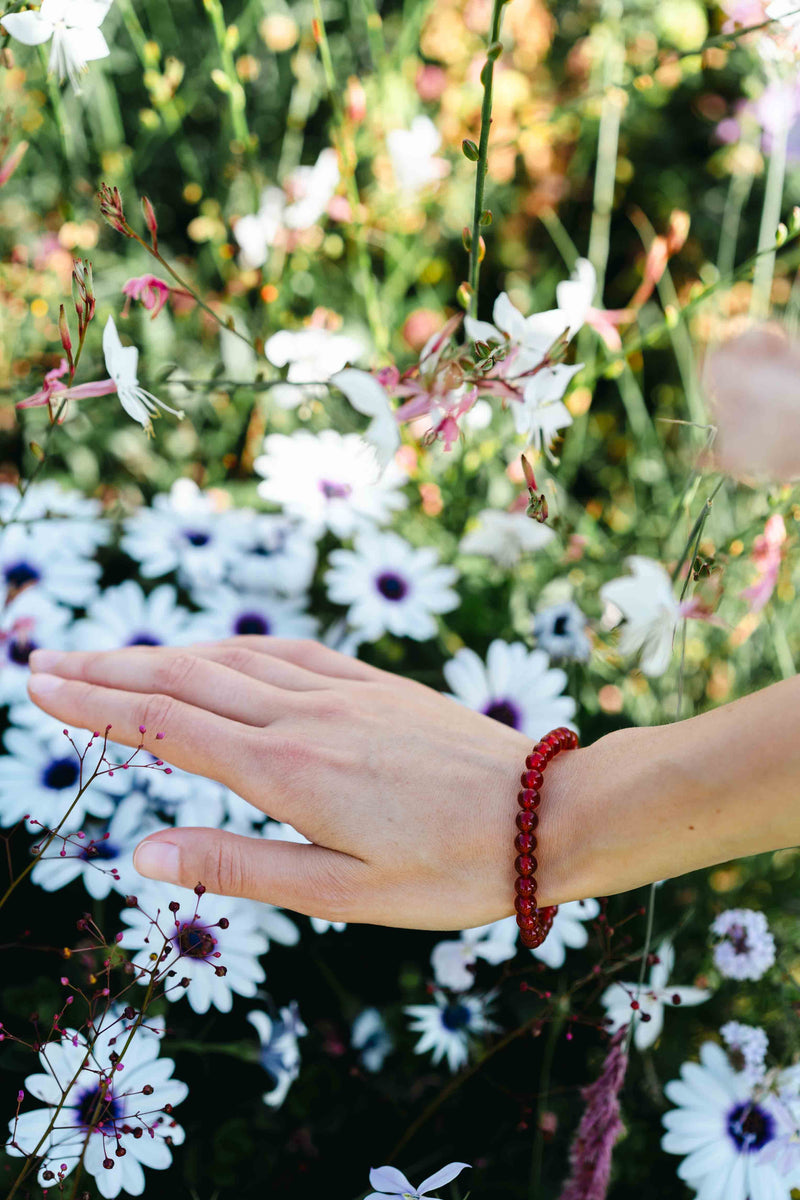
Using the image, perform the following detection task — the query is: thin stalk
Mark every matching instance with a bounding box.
[586,27,624,304]
[625,883,656,1055]
[202,0,252,151]
[670,477,724,585]
[353,0,386,67]
[717,123,759,283]
[750,94,790,320]
[529,997,568,1199]
[467,0,506,317]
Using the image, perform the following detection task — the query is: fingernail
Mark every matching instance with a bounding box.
[27,673,63,697]
[134,840,180,884]
[29,650,66,673]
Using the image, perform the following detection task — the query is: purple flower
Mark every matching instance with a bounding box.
[557,1029,629,1200]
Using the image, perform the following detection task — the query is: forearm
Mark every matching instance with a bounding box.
[544,675,800,905]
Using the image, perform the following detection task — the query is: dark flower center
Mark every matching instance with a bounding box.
[77,1086,122,1135]
[80,841,118,862]
[484,699,520,729]
[42,757,80,791]
[727,924,750,955]
[553,614,569,637]
[183,530,211,547]
[8,636,36,666]
[178,923,217,959]
[441,1003,471,1032]
[376,572,407,602]
[251,531,287,557]
[319,480,352,500]
[234,613,270,636]
[127,631,162,647]
[727,1102,775,1152]
[5,561,40,590]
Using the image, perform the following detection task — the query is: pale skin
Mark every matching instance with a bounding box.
[23,638,800,930]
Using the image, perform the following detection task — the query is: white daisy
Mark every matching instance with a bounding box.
[228,514,317,595]
[188,584,318,642]
[121,479,252,588]
[459,509,555,569]
[533,600,592,662]
[661,1041,791,1200]
[600,556,681,677]
[721,1023,770,1087]
[712,909,777,981]
[266,327,364,409]
[247,1003,307,1107]
[6,1005,187,1197]
[0,586,71,704]
[0,481,110,555]
[601,938,711,1051]
[352,1008,394,1073]
[443,639,575,738]
[325,530,459,642]
[70,582,196,651]
[430,921,520,992]
[31,792,166,900]
[254,430,407,538]
[529,898,601,969]
[0,522,101,607]
[387,115,449,195]
[1,0,112,92]
[405,990,499,1073]
[120,883,268,1015]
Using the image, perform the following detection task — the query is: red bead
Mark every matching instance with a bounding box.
[525,751,547,771]
[518,789,540,811]
[515,876,536,898]
[516,811,539,834]
[514,895,535,916]
[515,854,538,876]
[520,927,546,949]
[544,732,562,751]
[520,768,544,790]
[514,832,537,855]
[566,729,579,749]
[516,913,537,932]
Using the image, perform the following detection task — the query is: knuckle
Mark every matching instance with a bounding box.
[306,857,364,923]
[141,692,175,734]
[218,644,258,674]
[158,653,199,694]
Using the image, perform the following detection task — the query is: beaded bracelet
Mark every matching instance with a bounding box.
[514,726,579,949]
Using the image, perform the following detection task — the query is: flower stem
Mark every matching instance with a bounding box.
[467,0,506,318]
[750,89,790,320]
[202,0,253,152]
[529,995,569,1198]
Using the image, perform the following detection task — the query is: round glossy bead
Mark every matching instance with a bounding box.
[515,854,538,876]
[525,751,547,772]
[516,811,539,834]
[520,927,545,949]
[566,730,580,749]
[515,876,536,898]
[518,789,540,811]
[514,832,537,855]
[544,732,562,751]
[516,913,538,932]
[520,768,544,790]
[514,895,535,916]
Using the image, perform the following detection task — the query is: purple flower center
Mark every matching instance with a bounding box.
[4,561,40,590]
[727,924,750,955]
[441,1003,471,1032]
[376,572,408,602]
[8,636,36,666]
[483,699,521,729]
[553,613,569,636]
[727,1102,775,1152]
[177,922,217,960]
[41,757,80,791]
[319,480,352,500]
[127,632,162,647]
[77,1086,122,1135]
[182,529,211,547]
[234,613,271,636]
[80,840,119,863]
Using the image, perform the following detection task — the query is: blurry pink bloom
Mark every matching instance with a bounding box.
[387,315,478,449]
[122,274,171,319]
[741,514,787,612]
[557,1029,628,1200]
[705,327,800,483]
[16,359,71,412]
[0,140,28,188]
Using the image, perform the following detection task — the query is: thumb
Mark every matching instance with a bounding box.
[132,828,369,923]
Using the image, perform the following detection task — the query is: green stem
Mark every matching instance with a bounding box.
[586,3,624,304]
[528,997,568,1198]
[202,0,252,151]
[467,0,506,317]
[750,93,790,320]
[717,123,759,283]
[625,883,657,1055]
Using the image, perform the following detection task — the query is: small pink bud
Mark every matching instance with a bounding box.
[17,1090,24,1103]
[142,195,158,251]
[156,732,165,740]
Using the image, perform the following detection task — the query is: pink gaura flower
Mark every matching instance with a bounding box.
[15,359,71,414]
[741,513,787,613]
[122,274,172,319]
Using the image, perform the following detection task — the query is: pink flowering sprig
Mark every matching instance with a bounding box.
[98,184,258,352]
[124,883,230,1003]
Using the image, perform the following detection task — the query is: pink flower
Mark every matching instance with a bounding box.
[122,274,171,319]
[16,359,71,412]
[741,513,787,612]
[558,1029,629,1200]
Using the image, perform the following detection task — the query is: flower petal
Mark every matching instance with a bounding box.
[418,1161,471,1195]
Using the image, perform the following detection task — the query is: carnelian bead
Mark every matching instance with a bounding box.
[566,730,579,749]
[514,832,537,855]
[534,740,551,758]
[516,914,537,932]
[516,811,538,834]
[520,927,545,949]
[518,789,540,810]
[515,854,538,876]
[520,768,544,790]
[544,732,561,751]
[515,895,535,916]
[525,751,547,772]
[515,876,536,898]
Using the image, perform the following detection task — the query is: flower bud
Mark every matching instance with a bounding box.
[462,139,479,162]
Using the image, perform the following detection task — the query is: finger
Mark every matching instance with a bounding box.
[29,647,291,726]
[252,637,381,683]
[180,639,331,692]
[26,672,261,789]
[133,827,371,921]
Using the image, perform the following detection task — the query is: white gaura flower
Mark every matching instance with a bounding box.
[712,909,777,981]
[325,529,459,643]
[533,600,592,662]
[2,0,112,91]
[234,186,284,269]
[431,921,520,992]
[102,318,184,432]
[662,1041,791,1200]
[254,429,407,538]
[405,990,499,1073]
[188,584,317,641]
[6,1006,187,1198]
[247,1004,307,1108]
[70,581,196,651]
[386,115,449,195]
[330,368,401,468]
[283,147,340,229]
[459,508,555,569]
[120,883,268,1014]
[443,639,575,739]
[352,1007,394,1073]
[601,938,711,1051]
[600,556,681,677]
[366,1161,470,1200]
[267,328,364,409]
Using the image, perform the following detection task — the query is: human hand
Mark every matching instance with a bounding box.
[26,638,586,930]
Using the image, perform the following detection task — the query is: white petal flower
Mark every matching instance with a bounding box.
[721,1022,770,1086]
[0,522,101,607]
[3,0,112,91]
[248,1004,307,1108]
[712,909,776,981]
[431,921,517,992]
[405,991,499,1073]
[602,939,711,1051]
[556,257,597,336]
[366,1161,470,1199]
[188,584,318,641]
[459,509,555,569]
[234,186,284,268]
[102,317,183,432]
[0,585,71,704]
[600,556,680,677]
[283,147,340,229]
[533,600,591,662]
[70,581,196,651]
[0,481,110,555]
[386,116,449,195]
[352,1007,394,1073]
[331,368,400,467]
